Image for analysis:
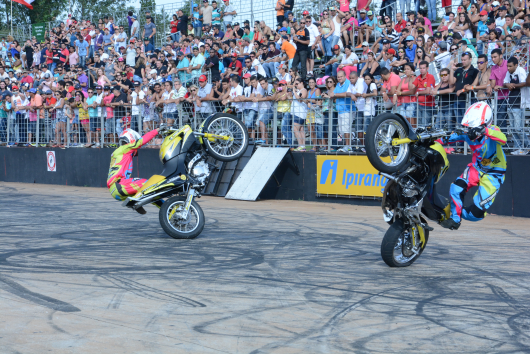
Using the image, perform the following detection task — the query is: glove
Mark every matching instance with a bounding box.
[467,126,486,141]
[158,124,168,134]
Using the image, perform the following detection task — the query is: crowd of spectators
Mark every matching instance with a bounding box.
[0,0,529,153]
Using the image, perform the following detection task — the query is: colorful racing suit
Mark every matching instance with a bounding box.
[107,129,159,201]
[441,125,507,223]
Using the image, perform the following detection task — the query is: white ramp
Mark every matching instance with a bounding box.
[225,147,289,201]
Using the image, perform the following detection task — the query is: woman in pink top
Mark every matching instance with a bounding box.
[394,63,418,127]
[69,46,78,66]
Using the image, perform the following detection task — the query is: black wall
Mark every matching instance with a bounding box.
[0,148,527,218]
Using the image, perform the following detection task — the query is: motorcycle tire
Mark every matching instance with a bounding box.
[159,196,205,239]
[365,113,411,174]
[380,218,429,267]
[204,115,249,162]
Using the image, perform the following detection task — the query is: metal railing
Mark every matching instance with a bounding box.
[2,89,527,154]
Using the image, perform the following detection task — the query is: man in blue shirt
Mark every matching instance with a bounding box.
[143,37,154,56]
[328,70,354,152]
[176,51,191,83]
[404,35,417,62]
[75,34,89,69]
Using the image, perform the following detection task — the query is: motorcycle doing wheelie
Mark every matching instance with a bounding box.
[365,113,454,267]
[122,113,248,239]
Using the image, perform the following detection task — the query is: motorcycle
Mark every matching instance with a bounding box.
[365,113,454,267]
[122,113,249,239]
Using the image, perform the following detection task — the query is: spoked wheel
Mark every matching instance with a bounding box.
[204,115,249,162]
[159,196,205,239]
[365,113,411,173]
[380,218,429,267]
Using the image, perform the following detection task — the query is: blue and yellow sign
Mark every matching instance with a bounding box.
[317,155,388,197]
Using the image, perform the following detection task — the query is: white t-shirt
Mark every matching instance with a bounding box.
[131,90,145,115]
[230,85,244,112]
[89,30,96,46]
[252,59,266,77]
[364,82,378,116]
[197,83,213,114]
[114,32,127,51]
[503,66,529,108]
[243,85,259,111]
[332,15,342,37]
[347,77,367,111]
[257,84,274,110]
[306,23,320,46]
[126,48,136,67]
[162,90,177,113]
[341,53,359,66]
[130,21,140,38]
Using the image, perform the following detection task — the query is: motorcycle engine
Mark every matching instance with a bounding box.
[190,160,210,184]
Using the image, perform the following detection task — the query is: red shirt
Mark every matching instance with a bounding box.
[45,49,53,64]
[395,20,407,33]
[413,74,436,107]
[229,60,243,76]
[20,76,34,85]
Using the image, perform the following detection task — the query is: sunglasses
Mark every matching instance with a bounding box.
[88,91,94,93]
[451,48,457,51]
[478,61,486,64]
[305,21,311,23]
[323,13,328,15]
[440,73,448,77]
[190,89,196,92]
[326,80,333,83]
[279,84,286,86]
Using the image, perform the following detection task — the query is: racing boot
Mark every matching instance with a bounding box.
[440,218,461,230]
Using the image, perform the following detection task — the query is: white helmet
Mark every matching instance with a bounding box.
[461,101,493,128]
[119,129,141,146]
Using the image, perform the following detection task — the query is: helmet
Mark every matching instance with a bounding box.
[119,129,141,146]
[461,101,493,128]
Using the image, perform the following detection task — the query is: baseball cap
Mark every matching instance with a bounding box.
[367,11,373,16]
[149,69,158,75]
[329,6,336,10]
[434,32,442,38]
[303,10,309,15]
[130,38,136,43]
[101,53,109,60]
[133,81,141,86]
[512,24,521,30]
[113,86,121,91]
[418,27,425,32]
[104,86,110,90]
[176,51,184,56]
[74,84,81,89]
[193,3,198,7]
[359,9,366,13]
[281,35,289,39]
[44,90,53,95]
[362,41,369,46]
[11,85,18,90]
[132,15,137,19]
[439,41,448,49]
[199,75,207,82]
[243,73,251,78]
[271,77,279,84]
[479,10,488,15]
[498,6,507,10]
[332,44,340,50]
[387,48,396,56]
[231,52,238,57]
[280,27,288,32]
[234,22,240,26]
[405,35,415,41]
[382,39,390,44]
[486,18,495,25]
[279,80,287,84]
[439,26,448,31]
[28,88,37,94]
[492,1,500,5]
[95,86,103,90]
[118,57,124,61]
[144,37,150,41]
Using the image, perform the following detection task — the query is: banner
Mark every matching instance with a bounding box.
[316,155,388,197]
[32,23,46,43]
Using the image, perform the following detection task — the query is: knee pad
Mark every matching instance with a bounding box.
[463,204,486,221]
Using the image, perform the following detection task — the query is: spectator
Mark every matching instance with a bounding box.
[291,19,310,80]
[450,51,479,124]
[74,34,89,69]
[130,16,140,40]
[380,67,400,111]
[394,63,417,126]
[434,41,451,70]
[143,16,157,45]
[504,56,528,155]
[221,0,237,29]
[465,54,491,102]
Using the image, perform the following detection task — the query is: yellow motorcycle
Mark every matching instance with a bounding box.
[122,113,248,239]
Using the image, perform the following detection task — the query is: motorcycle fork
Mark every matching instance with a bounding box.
[181,188,197,220]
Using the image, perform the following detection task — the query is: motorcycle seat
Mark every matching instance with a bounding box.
[134,175,166,196]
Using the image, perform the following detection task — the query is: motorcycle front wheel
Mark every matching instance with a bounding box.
[159,196,205,239]
[380,218,429,267]
[365,113,411,173]
[204,115,249,162]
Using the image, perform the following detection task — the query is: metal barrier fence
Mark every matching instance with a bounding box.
[1,90,527,154]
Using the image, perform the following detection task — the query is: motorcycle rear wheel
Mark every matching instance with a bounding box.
[204,115,249,162]
[380,218,429,267]
[365,113,411,173]
[159,196,205,239]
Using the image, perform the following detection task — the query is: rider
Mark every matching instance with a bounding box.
[439,101,507,230]
[107,127,166,214]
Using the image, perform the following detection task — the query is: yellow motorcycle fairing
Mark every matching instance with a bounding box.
[429,142,450,183]
[159,126,194,164]
[411,224,427,249]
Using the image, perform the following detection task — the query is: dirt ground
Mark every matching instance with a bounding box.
[1,182,530,354]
